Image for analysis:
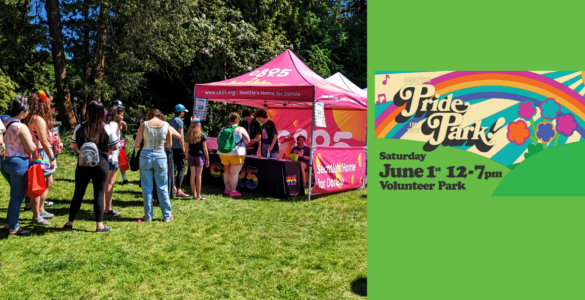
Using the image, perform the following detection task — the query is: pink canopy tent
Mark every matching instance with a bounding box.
[194,50,366,109]
[194,50,367,200]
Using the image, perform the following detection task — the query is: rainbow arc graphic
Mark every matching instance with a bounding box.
[375,71,585,166]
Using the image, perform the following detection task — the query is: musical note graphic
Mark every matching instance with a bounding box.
[376,93,386,105]
[382,75,390,85]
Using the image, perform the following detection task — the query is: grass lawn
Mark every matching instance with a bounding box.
[0,154,367,299]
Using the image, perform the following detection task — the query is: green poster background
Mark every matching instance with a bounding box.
[368,1,585,299]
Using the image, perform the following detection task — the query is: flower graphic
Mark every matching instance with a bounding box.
[518,101,536,120]
[540,98,561,120]
[536,122,556,143]
[556,113,577,136]
[507,120,531,145]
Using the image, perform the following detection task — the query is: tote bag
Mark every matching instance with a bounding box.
[129,146,142,172]
[26,151,48,199]
[119,148,129,172]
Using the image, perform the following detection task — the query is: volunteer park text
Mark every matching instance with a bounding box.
[378,152,503,191]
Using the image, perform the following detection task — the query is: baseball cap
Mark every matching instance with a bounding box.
[112,100,125,108]
[174,104,188,113]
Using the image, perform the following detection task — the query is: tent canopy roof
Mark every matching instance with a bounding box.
[325,72,367,97]
[194,50,366,110]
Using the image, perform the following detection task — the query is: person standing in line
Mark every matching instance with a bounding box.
[64,101,118,232]
[22,90,57,225]
[186,117,209,200]
[111,100,131,185]
[218,112,250,197]
[136,121,182,207]
[254,109,279,158]
[241,109,261,156]
[103,107,124,216]
[1,98,36,235]
[134,109,174,222]
[169,104,189,198]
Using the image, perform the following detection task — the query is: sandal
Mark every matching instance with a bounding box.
[104,210,121,216]
[32,217,51,225]
[9,227,31,235]
[198,196,207,201]
[176,191,190,198]
[40,211,55,219]
[63,224,73,231]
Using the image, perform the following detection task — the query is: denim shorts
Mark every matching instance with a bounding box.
[108,160,118,171]
[39,148,57,175]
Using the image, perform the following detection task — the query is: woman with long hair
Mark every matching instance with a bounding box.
[22,90,57,225]
[64,101,119,232]
[103,107,124,216]
[134,109,173,222]
[218,112,250,197]
[1,98,36,235]
[186,117,210,200]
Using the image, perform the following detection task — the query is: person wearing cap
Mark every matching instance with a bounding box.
[169,104,189,198]
[112,100,131,185]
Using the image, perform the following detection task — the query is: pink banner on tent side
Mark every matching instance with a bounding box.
[268,108,367,158]
[310,147,366,195]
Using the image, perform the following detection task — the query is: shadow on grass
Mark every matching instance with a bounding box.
[351,276,367,297]
[57,178,76,183]
[0,225,94,239]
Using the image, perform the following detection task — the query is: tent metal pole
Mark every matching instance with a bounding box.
[308,87,316,202]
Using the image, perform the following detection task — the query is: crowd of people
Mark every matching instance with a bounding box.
[0,92,310,236]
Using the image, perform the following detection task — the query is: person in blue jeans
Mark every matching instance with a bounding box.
[134,109,173,222]
[1,98,37,235]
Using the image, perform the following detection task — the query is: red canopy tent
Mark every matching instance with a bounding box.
[194,50,367,199]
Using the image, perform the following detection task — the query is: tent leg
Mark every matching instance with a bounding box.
[308,98,316,202]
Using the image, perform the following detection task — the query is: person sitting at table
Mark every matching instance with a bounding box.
[289,135,311,186]
[218,112,250,197]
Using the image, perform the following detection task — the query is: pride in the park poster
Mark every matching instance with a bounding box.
[374,71,585,196]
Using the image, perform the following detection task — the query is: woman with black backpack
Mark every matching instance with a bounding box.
[63,101,119,232]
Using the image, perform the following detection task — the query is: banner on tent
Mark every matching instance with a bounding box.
[310,147,366,195]
[268,108,367,157]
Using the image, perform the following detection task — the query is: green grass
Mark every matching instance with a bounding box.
[0,154,367,299]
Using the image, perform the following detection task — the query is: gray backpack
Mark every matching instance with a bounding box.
[78,130,101,167]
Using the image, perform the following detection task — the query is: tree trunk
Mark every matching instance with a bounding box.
[46,0,77,127]
[82,0,90,117]
[89,0,110,103]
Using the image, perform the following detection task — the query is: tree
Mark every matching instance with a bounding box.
[46,0,77,126]
[0,69,17,114]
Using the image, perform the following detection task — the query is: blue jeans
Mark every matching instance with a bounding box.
[139,149,172,220]
[1,156,29,229]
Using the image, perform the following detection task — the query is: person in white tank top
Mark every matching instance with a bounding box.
[134,109,174,222]
[218,112,250,197]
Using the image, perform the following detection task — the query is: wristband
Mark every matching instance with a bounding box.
[49,156,56,161]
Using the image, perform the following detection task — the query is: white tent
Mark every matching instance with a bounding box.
[326,72,367,97]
